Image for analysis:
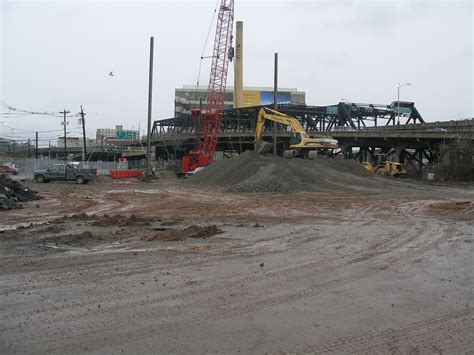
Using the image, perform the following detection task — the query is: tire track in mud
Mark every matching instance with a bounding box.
[1,205,446,307]
[301,308,474,354]
[0,218,430,326]
[7,217,459,353]
[0,200,418,281]
[0,197,466,342]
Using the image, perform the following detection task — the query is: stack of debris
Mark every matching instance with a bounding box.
[188,150,388,194]
[0,174,42,210]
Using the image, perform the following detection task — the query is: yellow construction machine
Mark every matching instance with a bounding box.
[254,107,338,158]
[362,154,407,177]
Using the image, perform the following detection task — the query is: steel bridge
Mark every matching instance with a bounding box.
[152,101,425,136]
[150,101,473,174]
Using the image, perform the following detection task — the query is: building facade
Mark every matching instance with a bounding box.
[96,125,139,145]
[56,137,96,148]
[175,85,305,115]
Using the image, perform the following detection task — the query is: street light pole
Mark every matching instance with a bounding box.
[396,82,411,125]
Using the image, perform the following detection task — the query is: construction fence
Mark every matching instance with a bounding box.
[4,158,129,179]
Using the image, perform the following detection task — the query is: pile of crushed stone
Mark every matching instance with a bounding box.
[188,150,389,194]
[0,174,42,210]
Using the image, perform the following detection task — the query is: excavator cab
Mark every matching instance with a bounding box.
[290,132,302,145]
[372,153,388,166]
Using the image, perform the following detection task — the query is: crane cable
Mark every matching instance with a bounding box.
[193,0,221,106]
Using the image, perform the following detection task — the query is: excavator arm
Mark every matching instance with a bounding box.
[254,107,338,157]
[255,107,306,143]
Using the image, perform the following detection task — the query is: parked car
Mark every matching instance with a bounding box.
[33,164,96,184]
[0,162,18,175]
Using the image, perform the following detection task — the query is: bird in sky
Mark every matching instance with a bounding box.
[109,72,114,76]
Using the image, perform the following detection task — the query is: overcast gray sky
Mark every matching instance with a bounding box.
[1,0,473,143]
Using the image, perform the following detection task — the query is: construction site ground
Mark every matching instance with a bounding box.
[1,175,473,353]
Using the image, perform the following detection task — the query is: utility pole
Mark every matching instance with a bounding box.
[48,140,51,160]
[60,110,70,161]
[28,138,31,157]
[273,52,278,156]
[146,36,154,177]
[79,106,87,161]
[35,131,38,159]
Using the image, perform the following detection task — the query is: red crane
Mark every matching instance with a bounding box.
[181,0,234,174]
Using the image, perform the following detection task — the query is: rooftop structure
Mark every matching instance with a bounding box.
[175,85,305,116]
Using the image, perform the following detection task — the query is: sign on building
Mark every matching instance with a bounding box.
[242,90,292,107]
[116,131,137,140]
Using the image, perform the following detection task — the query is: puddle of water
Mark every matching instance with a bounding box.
[107,189,162,194]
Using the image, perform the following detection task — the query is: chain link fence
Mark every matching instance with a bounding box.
[5,158,128,179]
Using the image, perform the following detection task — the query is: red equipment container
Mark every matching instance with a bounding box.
[110,169,144,179]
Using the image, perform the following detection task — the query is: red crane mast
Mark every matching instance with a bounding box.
[182,0,234,174]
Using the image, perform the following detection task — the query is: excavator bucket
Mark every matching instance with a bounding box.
[254,140,272,155]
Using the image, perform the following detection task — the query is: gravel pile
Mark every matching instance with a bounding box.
[0,174,42,210]
[188,150,388,194]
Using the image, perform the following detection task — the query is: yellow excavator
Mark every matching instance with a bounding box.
[254,107,338,158]
[362,153,407,177]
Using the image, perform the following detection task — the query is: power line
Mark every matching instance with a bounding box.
[0,129,82,136]
[0,133,83,142]
[1,124,79,133]
[0,100,79,118]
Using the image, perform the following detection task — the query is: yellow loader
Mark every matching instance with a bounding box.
[362,154,407,177]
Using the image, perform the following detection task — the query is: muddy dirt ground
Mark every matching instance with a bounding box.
[1,176,473,353]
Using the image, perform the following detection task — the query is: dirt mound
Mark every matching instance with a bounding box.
[91,214,153,227]
[40,231,103,248]
[0,174,42,210]
[425,200,474,220]
[63,213,153,227]
[148,225,223,242]
[188,150,386,194]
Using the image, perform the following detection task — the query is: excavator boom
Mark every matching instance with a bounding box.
[254,107,338,157]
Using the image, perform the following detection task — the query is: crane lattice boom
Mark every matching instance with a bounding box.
[183,0,234,174]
